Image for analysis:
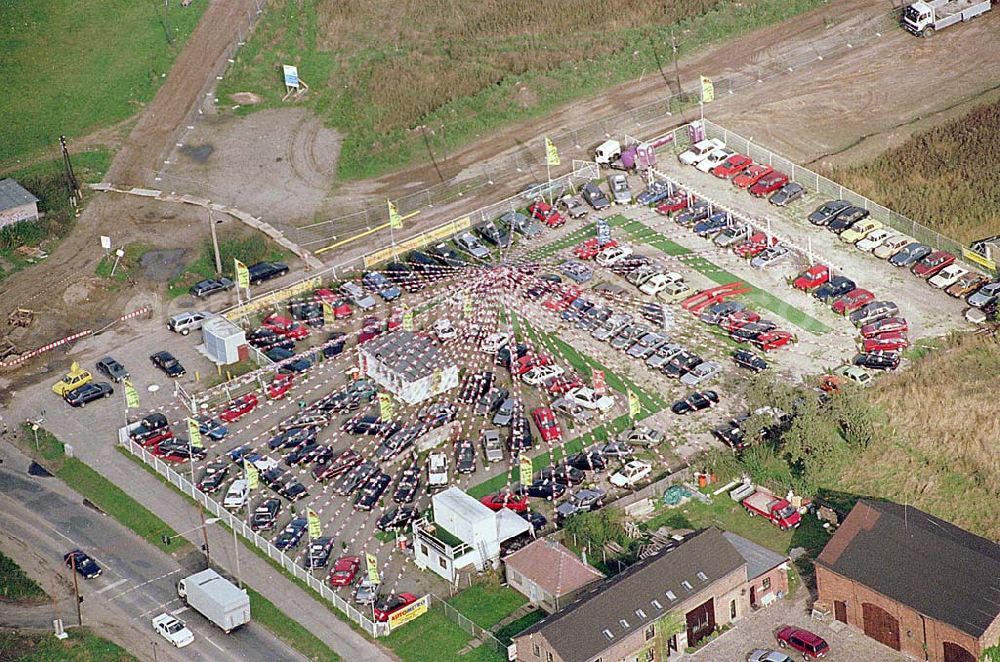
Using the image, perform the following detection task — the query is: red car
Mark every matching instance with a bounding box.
[513,354,552,376]
[328,555,361,587]
[831,288,875,315]
[545,372,584,395]
[655,193,688,215]
[710,154,752,178]
[749,171,789,197]
[863,332,909,353]
[776,626,829,659]
[528,201,565,228]
[138,429,174,448]
[263,314,309,340]
[860,316,908,338]
[531,407,562,443]
[792,264,830,291]
[386,307,403,332]
[357,316,383,344]
[574,238,617,260]
[732,164,772,189]
[911,250,955,278]
[734,232,777,258]
[542,289,580,312]
[315,290,353,318]
[753,330,794,351]
[219,393,260,423]
[267,373,293,400]
[719,310,761,333]
[373,592,419,622]
[479,492,530,513]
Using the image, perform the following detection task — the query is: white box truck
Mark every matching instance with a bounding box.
[177,569,250,634]
[901,0,992,36]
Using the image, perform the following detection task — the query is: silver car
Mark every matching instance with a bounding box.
[481,429,504,463]
[498,211,542,239]
[339,282,377,309]
[592,313,632,341]
[455,231,490,259]
[609,174,632,205]
[559,194,589,219]
[354,577,380,605]
[680,360,723,386]
[968,280,1000,308]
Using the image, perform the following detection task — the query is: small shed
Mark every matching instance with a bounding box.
[359,330,459,405]
[504,538,604,612]
[0,179,40,230]
[202,315,246,365]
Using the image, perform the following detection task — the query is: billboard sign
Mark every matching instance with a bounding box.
[282,64,300,90]
[388,594,430,630]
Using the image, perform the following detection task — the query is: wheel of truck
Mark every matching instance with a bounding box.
[924,27,934,37]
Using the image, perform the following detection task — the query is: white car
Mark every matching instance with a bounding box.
[749,245,791,269]
[480,332,510,353]
[855,228,894,252]
[596,245,634,267]
[223,479,249,510]
[695,147,736,173]
[747,651,793,662]
[678,138,725,166]
[250,455,279,472]
[928,265,968,289]
[339,282,377,310]
[152,613,194,648]
[680,360,723,386]
[551,397,595,423]
[522,364,564,386]
[427,452,449,487]
[434,318,457,341]
[565,386,614,412]
[609,460,653,488]
[639,272,683,297]
[873,234,912,259]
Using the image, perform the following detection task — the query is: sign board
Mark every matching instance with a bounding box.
[366,553,380,583]
[100,236,112,249]
[519,455,532,487]
[363,217,472,268]
[224,277,322,320]
[596,219,612,247]
[592,370,606,395]
[282,64,300,90]
[962,247,997,273]
[388,594,430,630]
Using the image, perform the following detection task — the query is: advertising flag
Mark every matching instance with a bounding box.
[307,508,322,538]
[519,454,533,487]
[366,553,380,583]
[463,296,473,317]
[322,301,335,327]
[378,393,394,422]
[402,308,414,332]
[592,370,606,395]
[545,137,560,167]
[431,368,443,394]
[700,76,715,104]
[244,459,259,490]
[235,259,250,291]
[187,418,203,449]
[628,390,641,418]
[388,199,403,230]
[123,379,140,409]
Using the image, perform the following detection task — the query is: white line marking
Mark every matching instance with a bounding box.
[204,636,225,652]
[95,578,129,594]
[170,606,189,616]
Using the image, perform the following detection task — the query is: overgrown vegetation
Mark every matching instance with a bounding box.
[218,0,828,180]
[0,551,47,602]
[168,233,287,297]
[828,98,1000,244]
[0,628,136,662]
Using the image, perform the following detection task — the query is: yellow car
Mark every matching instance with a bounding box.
[658,281,694,304]
[52,362,93,396]
[840,219,883,244]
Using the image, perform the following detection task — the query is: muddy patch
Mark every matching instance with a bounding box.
[139,249,187,282]
[180,143,214,163]
[230,92,263,105]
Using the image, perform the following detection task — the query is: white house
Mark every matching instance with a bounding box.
[413,487,531,583]
[359,330,458,405]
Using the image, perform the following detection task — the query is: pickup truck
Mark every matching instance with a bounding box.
[742,489,800,530]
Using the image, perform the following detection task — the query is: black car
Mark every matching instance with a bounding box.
[157,438,206,461]
[813,276,856,302]
[674,203,711,227]
[476,221,512,249]
[769,182,805,206]
[248,261,289,285]
[407,250,440,274]
[250,498,283,531]
[274,517,308,550]
[454,440,477,474]
[565,451,607,471]
[284,442,325,466]
[305,536,335,569]
[150,351,185,377]
[247,328,295,351]
[662,351,702,378]
[189,277,235,298]
[196,459,230,493]
[278,478,309,502]
[730,321,777,344]
[375,425,425,461]
[290,301,324,328]
[827,206,869,233]
[507,417,534,454]
[334,461,379,496]
[95,356,129,382]
[261,467,289,489]
[712,421,747,451]
[518,479,567,500]
[385,261,423,292]
[377,506,418,531]
[889,243,932,268]
[854,351,901,371]
[313,449,362,481]
[539,464,585,486]
[475,387,509,416]
[417,402,458,428]
[699,301,745,325]
[393,466,421,504]
[64,550,101,579]
[496,343,531,369]
[268,427,316,451]
[732,349,768,372]
[354,471,392,511]
[320,331,347,359]
[64,381,113,407]
[343,414,384,435]
[427,243,466,268]
[459,371,495,404]
[671,390,720,415]
[807,200,850,226]
[520,511,547,532]
[580,182,611,210]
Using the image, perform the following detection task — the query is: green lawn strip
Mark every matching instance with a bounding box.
[0,551,47,602]
[611,217,831,334]
[494,608,547,645]
[382,606,506,662]
[245,587,341,662]
[0,628,137,662]
[524,224,596,263]
[446,585,527,629]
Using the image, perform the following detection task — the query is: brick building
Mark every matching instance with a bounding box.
[0,178,39,230]
[512,528,788,661]
[816,500,1000,662]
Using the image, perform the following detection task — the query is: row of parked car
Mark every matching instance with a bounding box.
[678,138,804,206]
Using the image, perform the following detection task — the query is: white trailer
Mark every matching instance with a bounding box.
[177,569,250,634]
[901,0,993,36]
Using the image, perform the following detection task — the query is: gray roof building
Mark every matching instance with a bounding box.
[0,179,38,211]
[722,531,787,581]
[363,331,449,381]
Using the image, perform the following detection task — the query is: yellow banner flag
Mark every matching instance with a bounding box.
[244,460,259,490]
[545,137,560,167]
[402,309,414,332]
[187,418,203,449]
[463,296,473,317]
[234,259,250,291]
[123,379,140,409]
[628,390,641,418]
[366,553,380,583]
[388,200,403,230]
[519,454,533,487]
[378,393,394,422]
[431,368,443,394]
[307,508,322,538]
[700,76,714,104]
[322,301,335,327]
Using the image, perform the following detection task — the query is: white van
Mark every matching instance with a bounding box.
[594,139,622,165]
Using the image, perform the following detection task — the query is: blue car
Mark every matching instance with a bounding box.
[635,180,671,206]
[559,260,593,284]
[362,272,401,301]
[228,444,252,463]
[199,417,229,440]
[693,212,730,237]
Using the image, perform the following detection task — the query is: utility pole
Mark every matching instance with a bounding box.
[669,30,683,99]
[208,209,222,274]
[59,136,81,207]
[70,555,82,626]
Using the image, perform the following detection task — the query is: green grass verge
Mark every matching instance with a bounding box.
[494,608,547,646]
[245,586,341,661]
[0,628,136,662]
[0,550,47,602]
[0,2,206,166]
[382,607,506,662]
[446,584,527,630]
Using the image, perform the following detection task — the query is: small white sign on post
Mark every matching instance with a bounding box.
[100,235,112,250]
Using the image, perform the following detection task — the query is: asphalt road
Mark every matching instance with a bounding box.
[0,444,306,662]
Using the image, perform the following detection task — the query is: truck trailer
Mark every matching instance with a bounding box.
[177,569,250,633]
[901,0,993,36]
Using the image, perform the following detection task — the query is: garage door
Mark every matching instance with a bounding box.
[862,603,900,651]
[943,642,976,662]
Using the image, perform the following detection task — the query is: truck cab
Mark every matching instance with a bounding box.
[902,0,993,36]
[593,139,622,166]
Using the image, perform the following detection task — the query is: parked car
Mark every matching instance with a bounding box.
[554,488,605,521]
[827,206,869,233]
[372,593,419,622]
[635,179,672,205]
[671,390,719,414]
[732,164,772,189]
[855,228,894,252]
[250,498,282,531]
[680,360,722,386]
[608,174,632,204]
[854,351,901,371]
[678,138,725,166]
[518,479,567,500]
[531,407,562,443]
[912,250,955,278]
[168,311,213,336]
[807,200,851,226]
[223,479,249,510]
[64,549,101,579]
[559,260,593,283]
[596,244,634,267]
[609,460,653,488]
[328,556,361,587]
[732,349,768,372]
[769,181,805,206]
[263,313,309,340]
[64,381,113,407]
[150,351,185,377]
[189,277,234,298]
[871,234,912,259]
[748,171,788,197]
[539,464,585,486]
[362,272,401,301]
[696,147,736,173]
[750,244,792,269]
[812,276,856,302]
[889,242,932,267]
[305,536,336,569]
[860,316,908,338]
[945,273,988,299]
[376,506,418,532]
[559,194,589,218]
[528,201,565,228]
[710,154,752,179]
[480,492,530,513]
[580,182,611,210]
[775,626,829,659]
[247,261,288,285]
[354,471,391,511]
[498,210,542,238]
[427,242,467,268]
[792,265,830,291]
[476,221,512,248]
[831,288,875,315]
[840,219,883,244]
[927,264,967,289]
[968,280,1000,308]
[455,231,490,259]
[454,439,477,474]
[617,425,664,447]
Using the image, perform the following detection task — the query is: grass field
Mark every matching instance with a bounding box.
[828,98,1000,245]
[0,551,47,602]
[218,0,828,180]
[0,1,205,168]
[446,584,527,630]
[0,628,136,662]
